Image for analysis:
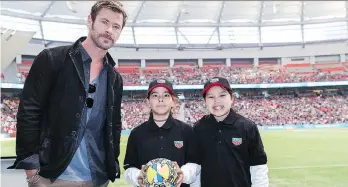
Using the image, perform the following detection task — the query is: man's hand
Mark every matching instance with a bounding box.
[25,169,38,179]
[137,165,146,187]
[173,162,184,187]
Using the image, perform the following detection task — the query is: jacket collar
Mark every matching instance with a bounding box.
[68,37,117,88]
[70,36,116,67]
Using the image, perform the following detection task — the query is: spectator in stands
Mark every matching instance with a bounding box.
[2,94,347,135]
[1,97,20,137]
[172,67,203,85]
[183,94,348,126]
[8,1,127,187]
[18,62,348,85]
[193,77,269,187]
[143,69,171,84]
[123,79,200,187]
[199,66,348,85]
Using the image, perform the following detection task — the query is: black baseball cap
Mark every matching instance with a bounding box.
[147,79,175,98]
[202,77,232,96]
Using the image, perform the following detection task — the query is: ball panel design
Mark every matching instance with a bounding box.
[143,158,178,187]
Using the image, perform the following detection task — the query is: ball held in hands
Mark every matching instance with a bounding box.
[143,158,179,187]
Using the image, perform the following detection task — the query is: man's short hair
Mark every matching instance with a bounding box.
[90,0,128,28]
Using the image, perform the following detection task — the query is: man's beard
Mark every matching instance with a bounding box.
[90,23,115,50]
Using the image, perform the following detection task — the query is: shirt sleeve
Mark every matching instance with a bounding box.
[8,49,53,170]
[189,172,201,187]
[124,167,141,187]
[248,123,267,166]
[250,164,269,187]
[181,163,201,184]
[8,154,40,170]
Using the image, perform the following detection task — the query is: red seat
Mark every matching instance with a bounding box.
[284,63,311,68]
[115,67,140,73]
[319,67,345,72]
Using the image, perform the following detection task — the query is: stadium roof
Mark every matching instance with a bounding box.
[1,1,348,49]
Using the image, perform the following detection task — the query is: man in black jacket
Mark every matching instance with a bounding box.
[8,1,127,186]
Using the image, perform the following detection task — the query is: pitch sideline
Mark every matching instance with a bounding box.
[269,164,348,170]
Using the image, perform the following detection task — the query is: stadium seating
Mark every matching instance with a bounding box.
[0,98,19,137]
[183,95,348,126]
[172,66,203,85]
[116,67,140,86]
[142,67,172,84]
[2,94,347,132]
[15,62,348,85]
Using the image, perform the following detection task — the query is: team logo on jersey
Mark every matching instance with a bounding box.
[211,78,219,83]
[232,138,242,146]
[174,141,183,149]
[157,79,166,84]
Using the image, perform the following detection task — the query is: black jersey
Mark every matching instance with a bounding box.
[193,110,268,187]
[124,114,198,187]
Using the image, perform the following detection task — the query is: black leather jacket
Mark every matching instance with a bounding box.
[8,37,123,182]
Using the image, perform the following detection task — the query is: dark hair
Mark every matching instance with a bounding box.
[90,0,128,29]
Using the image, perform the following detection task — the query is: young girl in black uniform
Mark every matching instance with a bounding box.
[194,77,269,187]
[123,79,200,187]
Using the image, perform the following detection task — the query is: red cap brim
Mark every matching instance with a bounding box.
[202,82,231,96]
[147,84,175,97]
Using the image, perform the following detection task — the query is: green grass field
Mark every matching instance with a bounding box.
[2,128,348,187]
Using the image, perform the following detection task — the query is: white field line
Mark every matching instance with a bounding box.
[290,129,348,133]
[311,130,348,132]
[269,164,348,170]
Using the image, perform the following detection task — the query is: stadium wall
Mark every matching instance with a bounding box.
[2,124,347,138]
[21,41,348,62]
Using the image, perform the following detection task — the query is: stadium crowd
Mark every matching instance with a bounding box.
[172,67,204,85]
[120,72,140,86]
[12,64,348,85]
[1,94,347,133]
[184,95,348,126]
[0,97,19,137]
[142,69,172,85]
[2,59,348,133]
[194,67,347,85]
[123,67,347,85]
